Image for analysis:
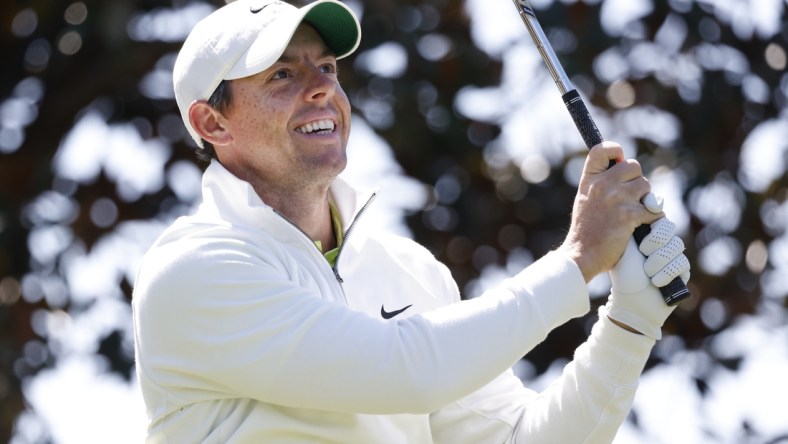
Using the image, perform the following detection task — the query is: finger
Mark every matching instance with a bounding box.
[637,207,664,228]
[586,141,624,174]
[611,158,645,183]
[638,218,676,256]
[616,174,652,206]
[622,179,664,226]
[641,192,664,214]
[680,270,691,285]
[643,236,685,277]
[652,254,690,287]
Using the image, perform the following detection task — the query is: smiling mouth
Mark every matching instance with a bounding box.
[295,119,336,135]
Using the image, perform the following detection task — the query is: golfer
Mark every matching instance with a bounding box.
[133,0,691,442]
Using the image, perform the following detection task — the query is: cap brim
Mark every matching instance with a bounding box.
[303,1,360,60]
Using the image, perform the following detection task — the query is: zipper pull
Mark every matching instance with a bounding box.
[332,267,344,283]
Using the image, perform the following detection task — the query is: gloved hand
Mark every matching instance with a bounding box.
[606,217,691,340]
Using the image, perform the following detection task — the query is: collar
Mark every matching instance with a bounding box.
[198,161,375,242]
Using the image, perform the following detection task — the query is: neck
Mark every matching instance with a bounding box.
[218,158,338,250]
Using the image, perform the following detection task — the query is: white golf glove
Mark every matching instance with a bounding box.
[606,218,691,340]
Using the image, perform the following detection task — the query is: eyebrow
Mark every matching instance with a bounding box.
[277,48,336,64]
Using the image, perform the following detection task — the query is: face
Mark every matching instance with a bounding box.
[218,24,351,195]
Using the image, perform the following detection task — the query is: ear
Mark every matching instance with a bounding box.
[188,100,233,147]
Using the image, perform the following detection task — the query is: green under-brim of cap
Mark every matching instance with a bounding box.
[303,3,360,59]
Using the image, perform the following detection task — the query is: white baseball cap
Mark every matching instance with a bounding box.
[173,0,361,147]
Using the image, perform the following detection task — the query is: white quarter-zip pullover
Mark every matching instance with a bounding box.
[133,161,656,443]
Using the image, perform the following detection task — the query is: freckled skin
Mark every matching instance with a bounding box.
[217,24,352,209]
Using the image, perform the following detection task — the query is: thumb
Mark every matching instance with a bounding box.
[585,141,624,175]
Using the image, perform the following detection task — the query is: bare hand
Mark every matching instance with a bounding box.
[559,142,663,282]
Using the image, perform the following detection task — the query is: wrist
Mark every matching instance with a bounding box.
[558,241,595,283]
[606,314,644,335]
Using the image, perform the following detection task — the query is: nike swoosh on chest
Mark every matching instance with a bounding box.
[380,304,412,320]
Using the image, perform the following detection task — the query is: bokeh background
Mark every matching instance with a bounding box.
[1,0,787,442]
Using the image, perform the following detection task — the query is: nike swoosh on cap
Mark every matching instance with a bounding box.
[380,304,412,320]
[250,1,281,13]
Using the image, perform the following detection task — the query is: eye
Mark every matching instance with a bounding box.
[320,63,337,74]
[271,69,289,80]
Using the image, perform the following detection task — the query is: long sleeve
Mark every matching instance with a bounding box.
[134,164,638,442]
[429,307,655,444]
[133,231,589,417]
[512,308,655,442]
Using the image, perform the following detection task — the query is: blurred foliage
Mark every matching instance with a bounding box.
[0,0,786,442]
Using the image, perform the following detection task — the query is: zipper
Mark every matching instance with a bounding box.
[332,192,376,283]
[270,192,377,284]
[271,207,322,255]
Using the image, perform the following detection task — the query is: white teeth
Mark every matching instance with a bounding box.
[297,119,335,134]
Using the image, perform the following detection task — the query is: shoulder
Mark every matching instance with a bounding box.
[364,231,443,268]
[134,218,278,302]
[143,217,256,267]
[355,231,460,301]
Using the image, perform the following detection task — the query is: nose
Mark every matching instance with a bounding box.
[304,67,335,103]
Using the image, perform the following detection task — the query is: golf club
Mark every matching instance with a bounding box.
[511,0,690,306]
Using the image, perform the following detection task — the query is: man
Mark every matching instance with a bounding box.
[132,0,691,442]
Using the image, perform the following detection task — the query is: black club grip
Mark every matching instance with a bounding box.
[563,89,603,149]
[561,89,691,306]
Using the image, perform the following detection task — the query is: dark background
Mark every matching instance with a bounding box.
[1,0,786,442]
